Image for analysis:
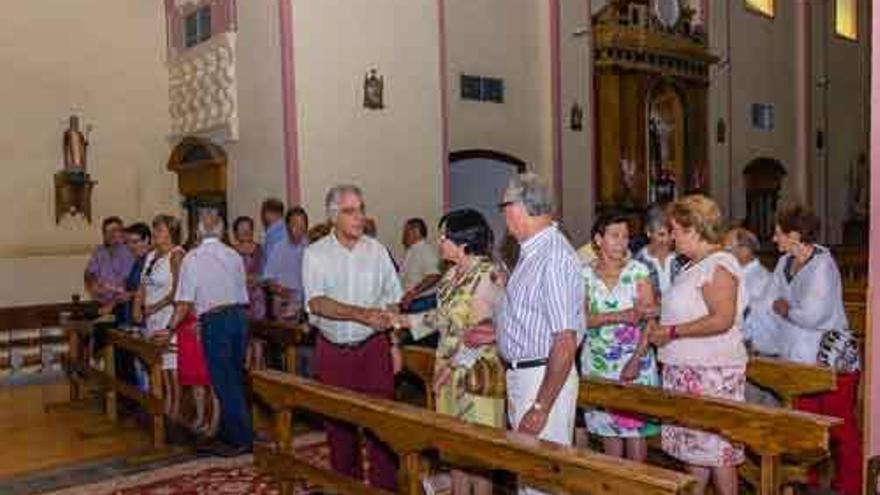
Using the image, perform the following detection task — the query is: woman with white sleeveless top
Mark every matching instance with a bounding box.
[647,195,748,495]
[135,215,185,422]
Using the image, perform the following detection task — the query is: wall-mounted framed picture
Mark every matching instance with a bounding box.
[751,103,774,131]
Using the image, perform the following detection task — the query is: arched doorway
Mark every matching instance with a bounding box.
[448,150,525,250]
[166,137,228,246]
[742,157,787,245]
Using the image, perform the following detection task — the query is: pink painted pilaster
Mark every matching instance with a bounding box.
[866,0,880,459]
[550,0,563,211]
[164,0,183,59]
[278,0,300,205]
[437,0,450,211]
[794,0,812,205]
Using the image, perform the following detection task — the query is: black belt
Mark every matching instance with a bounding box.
[504,358,548,370]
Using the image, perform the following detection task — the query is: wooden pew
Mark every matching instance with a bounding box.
[746,356,836,408]
[580,378,838,495]
[0,301,97,376]
[399,347,839,495]
[248,319,310,372]
[251,370,697,495]
[63,321,168,449]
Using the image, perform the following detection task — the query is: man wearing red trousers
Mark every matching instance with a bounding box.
[302,184,402,491]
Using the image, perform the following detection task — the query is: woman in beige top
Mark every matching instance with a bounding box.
[647,195,748,495]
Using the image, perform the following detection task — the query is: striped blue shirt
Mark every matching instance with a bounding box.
[496,225,585,362]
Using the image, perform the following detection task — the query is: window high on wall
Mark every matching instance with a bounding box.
[745,0,774,18]
[184,5,212,48]
[835,0,857,40]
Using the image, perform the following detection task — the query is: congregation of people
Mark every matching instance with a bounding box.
[82,171,862,495]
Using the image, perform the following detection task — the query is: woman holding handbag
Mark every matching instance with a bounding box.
[399,209,504,495]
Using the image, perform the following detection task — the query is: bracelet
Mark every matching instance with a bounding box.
[668,325,678,340]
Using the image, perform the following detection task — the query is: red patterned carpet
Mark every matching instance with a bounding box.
[43,433,328,495]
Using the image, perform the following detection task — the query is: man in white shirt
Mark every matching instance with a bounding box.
[302,184,401,491]
[399,218,441,311]
[723,227,774,354]
[167,207,251,455]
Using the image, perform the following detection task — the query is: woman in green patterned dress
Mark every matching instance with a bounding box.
[406,209,503,495]
[581,211,660,461]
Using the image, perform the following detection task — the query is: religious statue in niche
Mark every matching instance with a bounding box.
[363,68,385,110]
[648,112,677,204]
[63,115,90,176]
[647,83,685,205]
[569,102,584,131]
[55,114,96,223]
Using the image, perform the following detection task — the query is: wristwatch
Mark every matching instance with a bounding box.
[531,401,545,412]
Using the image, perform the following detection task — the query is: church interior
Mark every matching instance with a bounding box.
[1,0,878,494]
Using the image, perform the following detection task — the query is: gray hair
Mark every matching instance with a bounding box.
[730,227,761,255]
[501,173,555,216]
[644,204,668,233]
[197,207,225,239]
[325,184,364,221]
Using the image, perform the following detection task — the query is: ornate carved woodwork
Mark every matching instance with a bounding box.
[593,0,716,212]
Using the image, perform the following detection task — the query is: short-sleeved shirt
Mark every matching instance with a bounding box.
[400,240,441,292]
[496,225,585,362]
[176,238,249,316]
[659,251,748,367]
[85,243,135,304]
[261,219,286,279]
[302,233,403,345]
[264,237,307,297]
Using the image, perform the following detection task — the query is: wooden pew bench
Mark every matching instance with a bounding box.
[251,370,697,495]
[399,347,839,495]
[248,319,310,373]
[63,322,168,449]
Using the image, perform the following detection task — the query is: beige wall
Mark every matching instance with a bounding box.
[707,1,869,242]
[559,0,594,246]
[812,0,871,242]
[709,1,799,222]
[445,0,555,183]
[292,0,444,257]
[225,0,287,230]
[0,0,176,305]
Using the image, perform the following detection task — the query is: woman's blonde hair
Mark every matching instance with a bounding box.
[668,194,725,244]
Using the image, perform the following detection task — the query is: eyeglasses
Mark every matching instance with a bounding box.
[339,206,365,216]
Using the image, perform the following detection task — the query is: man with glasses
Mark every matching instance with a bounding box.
[494,173,584,495]
[302,184,402,491]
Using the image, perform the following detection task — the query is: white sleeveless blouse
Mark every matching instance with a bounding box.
[142,247,183,333]
[658,251,748,367]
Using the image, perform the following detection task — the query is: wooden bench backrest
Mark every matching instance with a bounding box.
[400,348,838,457]
[579,377,837,457]
[251,370,697,495]
[0,302,95,330]
[746,356,837,407]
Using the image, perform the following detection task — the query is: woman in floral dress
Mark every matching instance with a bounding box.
[405,209,503,495]
[581,211,660,461]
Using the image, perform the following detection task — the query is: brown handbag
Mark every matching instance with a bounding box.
[464,356,506,398]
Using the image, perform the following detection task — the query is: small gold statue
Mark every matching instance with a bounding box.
[63,115,89,173]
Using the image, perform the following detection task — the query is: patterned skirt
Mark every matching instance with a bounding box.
[661,364,746,467]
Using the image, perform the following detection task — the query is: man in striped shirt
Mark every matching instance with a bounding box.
[494,173,584,493]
